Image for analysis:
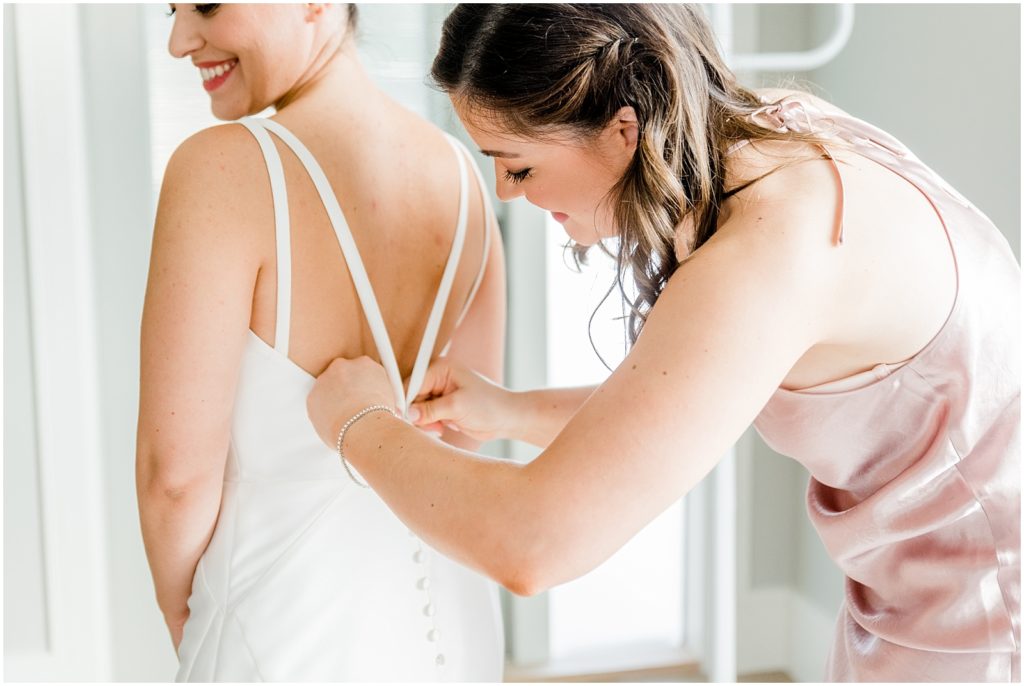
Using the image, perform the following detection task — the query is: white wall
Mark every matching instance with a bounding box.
[811,3,1020,258]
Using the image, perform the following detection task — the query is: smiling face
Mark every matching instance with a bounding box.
[167,4,342,119]
[455,101,640,246]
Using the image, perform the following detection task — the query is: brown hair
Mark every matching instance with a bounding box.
[346,3,358,32]
[431,4,837,344]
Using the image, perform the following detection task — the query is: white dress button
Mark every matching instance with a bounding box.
[435,654,446,667]
[417,577,431,590]
[427,628,441,642]
[412,550,426,564]
[423,603,436,617]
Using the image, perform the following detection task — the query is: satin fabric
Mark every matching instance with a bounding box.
[752,96,1021,681]
[173,118,503,681]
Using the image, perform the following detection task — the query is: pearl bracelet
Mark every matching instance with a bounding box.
[336,404,397,488]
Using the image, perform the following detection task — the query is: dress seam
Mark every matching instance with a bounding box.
[231,613,267,681]
[181,603,221,682]
[227,485,348,613]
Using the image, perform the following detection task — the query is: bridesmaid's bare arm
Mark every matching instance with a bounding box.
[312,164,848,595]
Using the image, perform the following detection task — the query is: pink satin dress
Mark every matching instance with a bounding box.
[749,96,1021,681]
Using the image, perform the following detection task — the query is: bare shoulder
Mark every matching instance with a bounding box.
[163,122,265,192]
[704,151,849,337]
[157,123,272,254]
[719,141,846,255]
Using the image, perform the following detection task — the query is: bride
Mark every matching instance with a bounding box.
[135,3,505,680]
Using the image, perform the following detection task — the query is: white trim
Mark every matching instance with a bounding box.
[5,4,113,680]
[501,198,552,666]
[684,452,738,682]
[731,4,856,73]
[683,481,707,661]
[708,452,737,681]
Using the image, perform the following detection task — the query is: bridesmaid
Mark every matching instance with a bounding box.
[307,4,1020,681]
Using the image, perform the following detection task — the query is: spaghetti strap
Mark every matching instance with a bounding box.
[817,143,847,246]
[439,138,495,357]
[403,134,470,409]
[725,138,751,157]
[725,118,846,246]
[256,117,405,409]
[238,118,293,355]
[243,117,471,417]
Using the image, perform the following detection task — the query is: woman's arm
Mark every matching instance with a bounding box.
[309,166,847,596]
[411,363,597,448]
[136,124,265,640]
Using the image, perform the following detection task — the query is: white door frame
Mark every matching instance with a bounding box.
[4,4,113,680]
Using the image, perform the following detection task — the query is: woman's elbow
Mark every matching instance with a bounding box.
[497,561,552,597]
[489,543,562,597]
[135,448,223,503]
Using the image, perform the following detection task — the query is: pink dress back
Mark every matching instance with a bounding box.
[750,96,1020,681]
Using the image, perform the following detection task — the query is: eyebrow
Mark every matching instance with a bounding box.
[479,149,521,158]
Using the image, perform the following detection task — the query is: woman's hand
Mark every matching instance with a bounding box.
[307,356,398,450]
[408,359,514,442]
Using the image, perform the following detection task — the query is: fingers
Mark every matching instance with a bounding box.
[408,392,460,427]
[410,358,462,402]
[417,420,447,436]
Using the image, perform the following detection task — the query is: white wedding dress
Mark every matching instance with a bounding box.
[173,116,504,681]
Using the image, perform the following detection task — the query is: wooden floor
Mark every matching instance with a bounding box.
[507,664,792,683]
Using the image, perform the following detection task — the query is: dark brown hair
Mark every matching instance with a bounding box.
[431,4,835,344]
[346,3,358,32]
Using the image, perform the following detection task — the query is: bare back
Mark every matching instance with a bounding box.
[246,104,492,381]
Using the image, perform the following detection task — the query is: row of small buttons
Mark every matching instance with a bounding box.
[410,530,445,670]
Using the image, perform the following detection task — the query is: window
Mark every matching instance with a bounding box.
[541,218,687,675]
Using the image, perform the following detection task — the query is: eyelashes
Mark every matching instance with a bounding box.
[166,4,221,17]
[503,168,532,184]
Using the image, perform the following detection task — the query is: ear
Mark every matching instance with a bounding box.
[607,105,639,156]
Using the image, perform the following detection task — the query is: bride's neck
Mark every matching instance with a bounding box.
[273,39,385,118]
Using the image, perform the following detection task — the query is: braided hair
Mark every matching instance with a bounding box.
[432,4,835,344]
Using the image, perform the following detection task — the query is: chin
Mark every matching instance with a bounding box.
[562,222,602,247]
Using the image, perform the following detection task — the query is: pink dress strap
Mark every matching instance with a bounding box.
[728,96,853,245]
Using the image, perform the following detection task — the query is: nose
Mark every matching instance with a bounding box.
[167,10,203,59]
[493,161,524,202]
